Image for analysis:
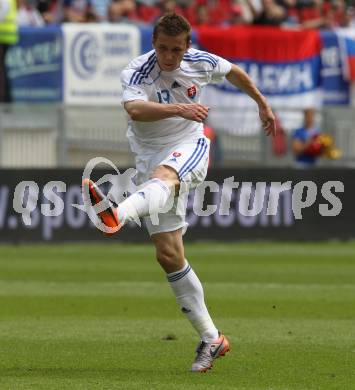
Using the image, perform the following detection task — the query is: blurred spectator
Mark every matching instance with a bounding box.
[291,108,321,167]
[0,0,10,21]
[136,0,195,24]
[90,0,111,20]
[278,0,298,25]
[17,0,45,26]
[107,0,137,23]
[346,6,355,27]
[194,3,210,25]
[159,0,178,13]
[37,0,64,24]
[289,0,332,29]
[0,0,17,102]
[226,4,248,25]
[176,0,192,7]
[281,0,296,9]
[242,0,263,23]
[135,0,160,23]
[329,0,347,27]
[63,0,99,22]
[135,0,159,5]
[2,0,352,30]
[183,1,204,26]
[155,0,184,20]
[208,0,234,25]
[253,0,287,25]
[43,0,350,26]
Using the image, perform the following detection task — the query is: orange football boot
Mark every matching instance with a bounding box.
[82,178,122,236]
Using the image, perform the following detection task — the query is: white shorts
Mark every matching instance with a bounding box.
[132,137,210,236]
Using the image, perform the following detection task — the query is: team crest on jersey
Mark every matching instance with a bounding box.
[187,85,197,99]
[173,152,182,157]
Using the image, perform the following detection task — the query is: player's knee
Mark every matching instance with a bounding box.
[155,245,183,273]
[156,247,176,267]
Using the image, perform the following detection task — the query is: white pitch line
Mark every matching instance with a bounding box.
[56,245,355,256]
[72,246,353,258]
[0,280,354,296]
[1,244,354,256]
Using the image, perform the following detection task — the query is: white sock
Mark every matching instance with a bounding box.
[117,178,171,224]
[167,261,219,343]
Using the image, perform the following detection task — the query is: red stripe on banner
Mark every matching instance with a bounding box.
[348,56,355,81]
[196,26,321,62]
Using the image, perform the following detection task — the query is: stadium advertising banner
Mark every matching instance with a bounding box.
[62,24,140,105]
[5,26,63,102]
[0,168,353,243]
[5,26,354,106]
[320,31,350,105]
[196,26,324,133]
[336,28,355,82]
[197,26,322,108]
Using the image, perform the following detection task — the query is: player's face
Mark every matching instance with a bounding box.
[153,32,190,71]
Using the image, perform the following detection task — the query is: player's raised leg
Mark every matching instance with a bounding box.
[151,228,230,372]
[82,165,178,235]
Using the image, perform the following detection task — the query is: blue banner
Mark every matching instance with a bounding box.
[5,26,63,102]
[320,30,349,105]
[139,25,153,54]
[196,26,323,109]
[4,26,352,106]
[336,28,355,82]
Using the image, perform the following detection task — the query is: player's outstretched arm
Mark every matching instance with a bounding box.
[124,100,209,123]
[225,64,276,136]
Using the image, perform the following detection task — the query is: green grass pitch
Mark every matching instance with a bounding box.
[0,241,354,390]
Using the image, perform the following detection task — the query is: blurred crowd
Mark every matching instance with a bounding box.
[15,0,355,28]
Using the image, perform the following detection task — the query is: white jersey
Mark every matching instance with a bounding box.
[120,48,231,150]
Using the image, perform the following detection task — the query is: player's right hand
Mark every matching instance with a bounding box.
[177,103,209,123]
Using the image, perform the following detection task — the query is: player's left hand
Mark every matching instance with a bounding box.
[259,104,276,137]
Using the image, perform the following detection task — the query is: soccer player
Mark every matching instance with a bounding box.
[84,13,276,372]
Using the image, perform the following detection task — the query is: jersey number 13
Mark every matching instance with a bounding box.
[157,90,170,104]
